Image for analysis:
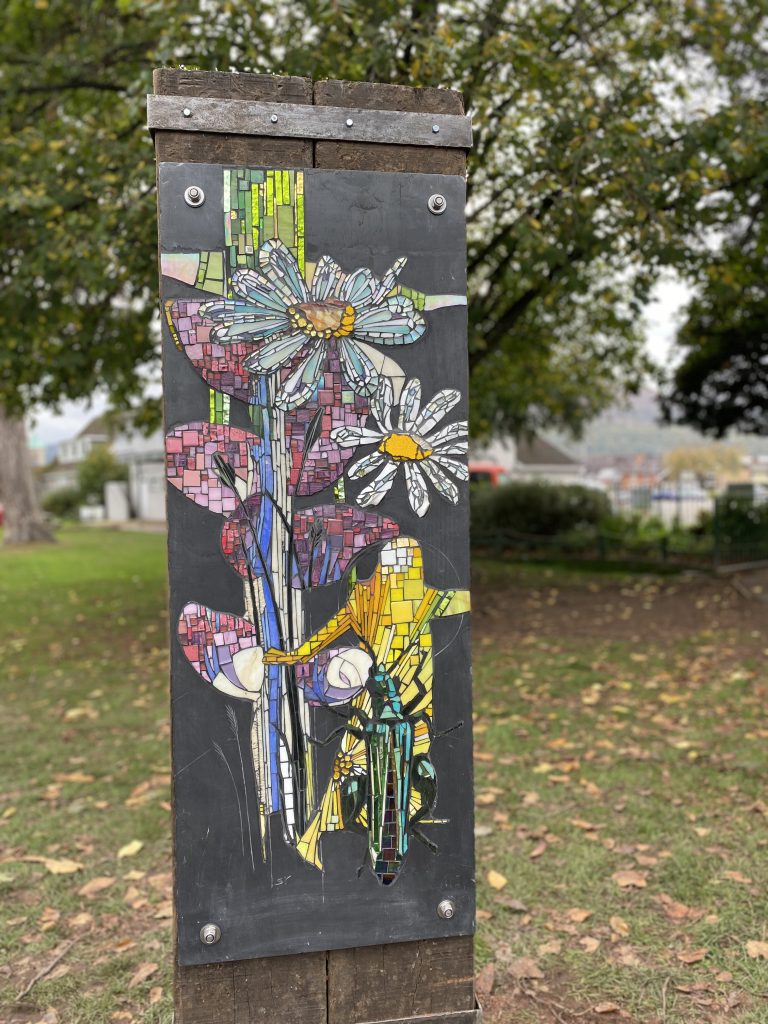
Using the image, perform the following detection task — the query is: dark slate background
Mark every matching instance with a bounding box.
[159,164,475,965]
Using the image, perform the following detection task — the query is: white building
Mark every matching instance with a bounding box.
[470,434,594,487]
[109,427,166,523]
[40,415,111,494]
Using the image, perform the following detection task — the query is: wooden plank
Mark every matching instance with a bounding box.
[153,69,313,166]
[148,95,472,148]
[174,952,328,1024]
[314,79,467,175]
[328,937,475,1024]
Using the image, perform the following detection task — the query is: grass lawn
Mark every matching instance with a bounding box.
[1,529,766,1023]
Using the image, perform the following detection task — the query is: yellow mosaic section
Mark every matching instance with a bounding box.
[264,537,469,868]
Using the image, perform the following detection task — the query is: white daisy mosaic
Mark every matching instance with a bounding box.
[331,377,469,517]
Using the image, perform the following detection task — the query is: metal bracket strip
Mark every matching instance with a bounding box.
[147,95,473,149]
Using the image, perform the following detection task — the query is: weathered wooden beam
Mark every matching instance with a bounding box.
[152,69,313,166]
[148,95,472,149]
[314,79,467,176]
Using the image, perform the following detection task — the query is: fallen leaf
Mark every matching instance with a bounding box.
[610,915,630,936]
[722,870,752,885]
[475,792,497,806]
[117,840,144,859]
[521,791,540,806]
[53,771,95,784]
[508,957,544,980]
[33,1010,59,1024]
[677,948,708,964]
[153,900,173,919]
[658,894,693,920]
[476,909,493,921]
[22,856,83,875]
[69,911,94,929]
[149,987,163,1005]
[39,907,60,932]
[579,936,600,953]
[746,940,768,960]
[529,841,547,859]
[475,962,495,999]
[593,1003,620,1014]
[612,870,647,888]
[78,876,115,898]
[538,939,562,955]
[487,870,508,891]
[474,825,493,838]
[128,961,158,989]
[494,897,528,913]
[566,908,593,923]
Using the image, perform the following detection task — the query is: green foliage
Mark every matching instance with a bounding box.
[471,480,610,538]
[41,485,81,520]
[76,446,127,502]
[716,496,768,548]
[663,248,768,436]
[1,2,767,437]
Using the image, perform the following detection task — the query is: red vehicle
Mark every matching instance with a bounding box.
[468,462,506,486]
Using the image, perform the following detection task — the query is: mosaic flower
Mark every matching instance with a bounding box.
[331,377,469,518]
[198,239,425,409]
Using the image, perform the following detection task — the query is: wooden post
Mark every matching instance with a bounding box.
[151,69,477,1024]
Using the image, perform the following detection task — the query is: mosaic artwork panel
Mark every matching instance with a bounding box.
[160,163,472,963]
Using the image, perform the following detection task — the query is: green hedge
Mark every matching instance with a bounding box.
[471,481,611,539]
[42,486,82,520]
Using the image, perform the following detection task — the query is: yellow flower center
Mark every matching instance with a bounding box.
[332,752,355,780]
[288,301,356,339]
[379,432,433,462]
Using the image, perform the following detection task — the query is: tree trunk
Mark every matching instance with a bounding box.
[0,407,54,544]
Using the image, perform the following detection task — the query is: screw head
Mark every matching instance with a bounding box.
[345,118,354,127]
[270,113,279,123]
[427,193,447,215]
[432,124,440,133]
[182,107,192,118]
[437,899,455,920]
[184,185,206,208]
[200,923,221,945]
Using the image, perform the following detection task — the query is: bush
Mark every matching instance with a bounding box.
[716,497,768,547]
[77,446,127,502]
[42,486,82,520]
[471,481,611,539]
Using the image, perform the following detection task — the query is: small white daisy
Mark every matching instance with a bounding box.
[331,377,468,517]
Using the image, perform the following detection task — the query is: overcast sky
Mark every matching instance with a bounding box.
[29,278,693,448]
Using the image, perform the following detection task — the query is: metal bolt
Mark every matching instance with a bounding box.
[427,193,447,215]
[345,118,354,127]
[184,185,206,208]
[437,899,455,920]
[182,107,192,118]
[432,124,440,133]
[200,923,221,945]
[270,113,279,123]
